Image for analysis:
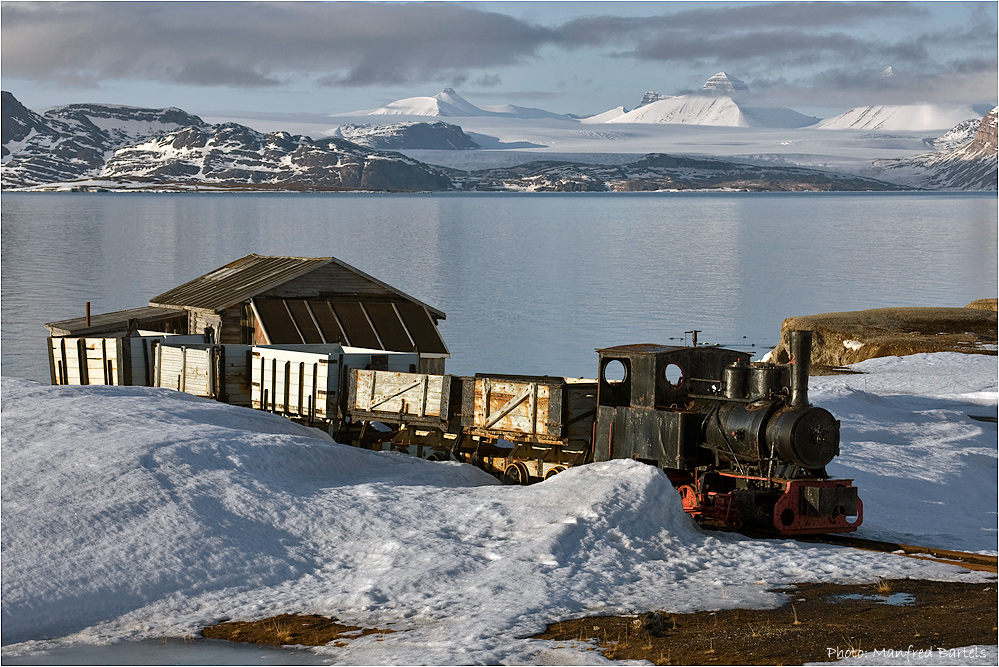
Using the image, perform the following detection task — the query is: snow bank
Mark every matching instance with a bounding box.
[2,354,995,663]
[812,353,998,552]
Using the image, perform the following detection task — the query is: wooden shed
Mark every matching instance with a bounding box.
[46,254,450,375]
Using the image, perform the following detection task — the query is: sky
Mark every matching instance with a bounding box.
[1,1,996,121]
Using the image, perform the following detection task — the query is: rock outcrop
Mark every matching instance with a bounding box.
[768,307,998,368]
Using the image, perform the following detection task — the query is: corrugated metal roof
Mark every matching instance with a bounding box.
[45,306,185,337]
[147,254,445,320]
[149,254,330,312]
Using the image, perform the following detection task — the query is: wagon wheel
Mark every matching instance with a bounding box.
[503,462,531,486]
[544,466,567,480]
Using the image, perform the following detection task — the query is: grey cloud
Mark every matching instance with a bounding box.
[1,1,553,88]
[557,2,928,47]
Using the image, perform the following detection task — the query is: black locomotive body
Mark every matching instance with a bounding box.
[590,331,861,535]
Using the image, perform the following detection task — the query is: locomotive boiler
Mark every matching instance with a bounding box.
[592,331,861,534]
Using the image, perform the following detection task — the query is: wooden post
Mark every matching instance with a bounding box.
[86,302,91,328]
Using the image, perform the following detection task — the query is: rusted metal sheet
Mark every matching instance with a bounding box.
[250,298,447,362]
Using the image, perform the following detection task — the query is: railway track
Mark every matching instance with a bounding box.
[797,534,998,573]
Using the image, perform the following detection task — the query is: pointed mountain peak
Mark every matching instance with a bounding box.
[432,88,482,115]
[700,72,749,94]
[879,66,896,79]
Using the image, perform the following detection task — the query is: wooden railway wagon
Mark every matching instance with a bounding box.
[459,374,598,483]
[251,345,420,429]
[154,343,253,406]
[48,333,204,386]
[345,369,465,459]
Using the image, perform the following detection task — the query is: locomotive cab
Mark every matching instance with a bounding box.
[593,332,861,536]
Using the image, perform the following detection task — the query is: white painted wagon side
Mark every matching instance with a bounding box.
[152,343,253,405]
[48,334,204,386]
[251,346,338,420]
[251,345,420,422]
[156,345,213,396]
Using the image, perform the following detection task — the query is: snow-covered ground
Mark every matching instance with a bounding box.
[1,352,996,664]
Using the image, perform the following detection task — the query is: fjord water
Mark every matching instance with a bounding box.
[2,192,996,382]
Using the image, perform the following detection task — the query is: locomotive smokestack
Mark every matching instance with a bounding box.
[789,330,812,407]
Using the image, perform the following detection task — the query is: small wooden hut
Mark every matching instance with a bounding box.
[45,254,450,376]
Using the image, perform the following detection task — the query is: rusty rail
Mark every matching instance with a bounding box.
[796,534,998,573]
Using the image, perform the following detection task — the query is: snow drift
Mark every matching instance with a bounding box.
[2,352,996,663]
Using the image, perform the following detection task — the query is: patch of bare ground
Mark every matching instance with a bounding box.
[534,579,997,666]
[201,613,392,647]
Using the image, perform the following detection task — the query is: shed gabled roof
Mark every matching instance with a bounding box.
[148,254,445,319]
[45,306,186,337]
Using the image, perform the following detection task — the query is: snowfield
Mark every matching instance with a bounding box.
[1,352,996,663]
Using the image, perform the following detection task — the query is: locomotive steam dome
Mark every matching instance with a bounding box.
[767,405,840,470]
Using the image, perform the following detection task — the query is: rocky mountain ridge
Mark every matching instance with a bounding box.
[3,92,994,192]
[449,153,905,192]
[1,91,208,188]
[102,123,454,191]
[869,107,998,190]
[1,92,455,191]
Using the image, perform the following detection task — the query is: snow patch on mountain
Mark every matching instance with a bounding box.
[328,121,479,150]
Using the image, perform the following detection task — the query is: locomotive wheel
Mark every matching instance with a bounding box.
[426,451,450,462]
[503,462,531,486]
[544,466,566,480]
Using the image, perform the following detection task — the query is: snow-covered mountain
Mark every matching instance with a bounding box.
[602,74,818,128]
[605,94,818,128]
[101,123,453,191]
[349,88,571,120]
[869,107,998,190]
[329,121,479,150]
[927,118,982,150]
[818,104,982,131]
[1,91,207,188]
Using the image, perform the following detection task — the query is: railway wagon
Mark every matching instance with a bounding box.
[459,374,598,483]
[154,343,253,406]
[346,369,464,459]
[48,333,204,386]
[251,345,419,427]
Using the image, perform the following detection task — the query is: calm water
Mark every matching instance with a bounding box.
[2,191,996,382]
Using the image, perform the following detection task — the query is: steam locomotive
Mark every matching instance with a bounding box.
[336,330,862,536]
